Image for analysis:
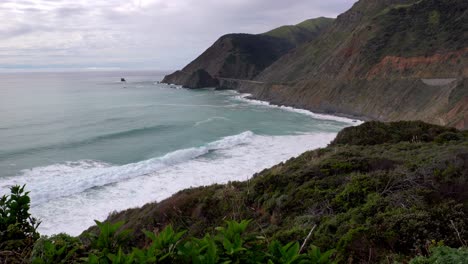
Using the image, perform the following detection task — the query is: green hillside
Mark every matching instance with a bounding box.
[263,17,334,46]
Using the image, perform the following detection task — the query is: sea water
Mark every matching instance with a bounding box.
[0,71,356,236]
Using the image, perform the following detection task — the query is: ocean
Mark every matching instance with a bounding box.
[0,71,357,236]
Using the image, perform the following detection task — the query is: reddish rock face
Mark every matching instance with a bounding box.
[444,97,468,130]
[367,48,468,79]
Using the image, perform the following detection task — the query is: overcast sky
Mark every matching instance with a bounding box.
[0,0,355,71]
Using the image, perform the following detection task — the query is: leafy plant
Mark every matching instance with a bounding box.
[178,235,219,264]
[0,185,40,263]
[267,241,304,264]
[215,219,250,256]
[141,225,185,262]
[307,246,336,264]
[30,233,82,264]
[0,185,40,243]
[84,220,132,263]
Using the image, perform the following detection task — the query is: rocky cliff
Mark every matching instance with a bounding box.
[164,0,467,129]
[162,18,334,88]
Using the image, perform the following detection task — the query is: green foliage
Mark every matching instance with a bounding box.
[28,219,336,263]
[0,185,40,263]
[215,219,250,255]
[409,246,468,263]
[139,225,185,262]
[434,132,463,143]
[177,235,219,264]
[84,220,132,263]
[307,246,336,264]
[331,121,460,146]
[0,185,40,243]
[31,233,82,263]
[428,10,440,27]
[267,241,304,264]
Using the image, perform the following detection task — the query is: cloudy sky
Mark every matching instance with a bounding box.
[0,0,355,71]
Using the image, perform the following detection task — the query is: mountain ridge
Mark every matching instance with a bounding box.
[161,17,334,88]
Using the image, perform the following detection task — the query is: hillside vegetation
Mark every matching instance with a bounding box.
[263,17,334,47]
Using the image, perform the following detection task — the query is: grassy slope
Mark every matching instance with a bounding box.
[258,0,467,82]
[262,17,334,46]
[95,121,468,263]
[360,0,468,73]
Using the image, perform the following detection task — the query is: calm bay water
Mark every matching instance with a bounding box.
[0,71,355,235]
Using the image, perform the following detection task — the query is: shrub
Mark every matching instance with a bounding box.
[0,185,40,244]
[0,185,40,263]
[434,132,462,143]
[409,246,468,263]
[30,233,83,263]
[331,121,457,146]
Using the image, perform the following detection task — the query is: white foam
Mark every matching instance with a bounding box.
[234,93,363,125]
[0,131,254,206]
[194,116,230,127]
[2,131,336,236]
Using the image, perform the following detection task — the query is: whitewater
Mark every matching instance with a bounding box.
[0,71,358,235]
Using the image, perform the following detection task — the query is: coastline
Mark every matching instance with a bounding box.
[233,92,364,125]
[164,83,365,125]
[164,82,367,126]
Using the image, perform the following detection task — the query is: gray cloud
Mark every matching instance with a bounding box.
[0,0,356,71]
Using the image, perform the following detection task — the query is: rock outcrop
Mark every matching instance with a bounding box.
[183,69,219,89]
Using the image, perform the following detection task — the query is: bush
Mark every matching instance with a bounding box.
[30,219,337,263]
[30,233,83,263]
[434,132,462,143]
[409,246,468,263]
[0,185,40,263]
[0,185,40,244]
[331,121,458,146]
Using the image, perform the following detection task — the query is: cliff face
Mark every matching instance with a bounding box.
[161,34,294,87]
[244,0,468,129]
[162,18,334,88]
